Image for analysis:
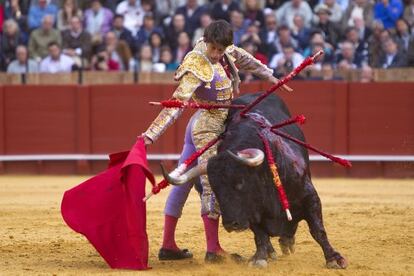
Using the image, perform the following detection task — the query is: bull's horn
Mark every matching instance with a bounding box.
[161,162,207,186]
[227,148,265,167]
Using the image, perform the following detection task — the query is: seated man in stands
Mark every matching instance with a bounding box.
[28,14,62,60]
[378,38,408,68]
[7,45,39,74]
[62,16,92,68]
[40,42,75,73]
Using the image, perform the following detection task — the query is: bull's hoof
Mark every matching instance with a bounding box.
[326,256,348,269]
[248,259,268,268]
[279,237,295,255]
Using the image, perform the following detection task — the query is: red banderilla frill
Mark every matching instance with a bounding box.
[258,132,292,221]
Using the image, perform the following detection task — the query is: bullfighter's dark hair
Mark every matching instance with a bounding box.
[204,20,233,48]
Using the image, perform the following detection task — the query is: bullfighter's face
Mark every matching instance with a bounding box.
[205,42,226,64]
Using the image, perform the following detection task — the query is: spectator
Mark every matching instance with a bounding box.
[4,0,30,35]
[275,25,298,53]
[276,0,313,30]
[367,20,385,66]
[136,13,163,47]
[62,16,92,68]
[149,31,165,63]
[117,40,134,71]
[395,19,413,52]
[112,14,136,55]
[27,0,58,30]
[259,13,279,58]
[174,31,192,63]
[344,26,369,65]
[359,64,374,82]
[239,40,269,82]
[160,46,179,71]
[116,0,144,35]
[243,0,265,27]
[103,31,132,71]
[264,0,285,10]
[378,38,408,68]
[306,42,332,72]
[91,48,120,71]
[40,41,74,73]
[403,0,414,29]
[302,31,335,61]
[137,44,153,72]
[7,45,39,73]
[320,62,343,80]
[308,62,343,80]
[374,0,403,29]
[407,37,414,66]
[312,4,341,47]
[192,12,212,46]
[240,22,262,47]
[335,41,362,69]
[175,0,208,36]
[57,0,83,31]
[84,0,114,44]
[291,14,312,52]
[28,15,62,60]
[230,9,249,45]
[164,13,189,51]
[1,19,27,71]
[353,17,372,42]
[269,44,304,77]
[341,0,374,30]
[313,0,343,24]
[210,0,240,22]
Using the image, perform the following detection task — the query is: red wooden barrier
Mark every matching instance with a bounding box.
[0,81,413,177]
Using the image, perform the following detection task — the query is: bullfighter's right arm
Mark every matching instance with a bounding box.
[143,72,202,143]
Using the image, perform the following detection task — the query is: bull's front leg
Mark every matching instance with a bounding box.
[303,181,348,269]
[249,224,271,268]
[279,221,298,255]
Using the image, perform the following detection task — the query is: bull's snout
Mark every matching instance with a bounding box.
[223,221,249,232]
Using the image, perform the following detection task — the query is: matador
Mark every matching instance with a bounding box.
[142,20,280,263]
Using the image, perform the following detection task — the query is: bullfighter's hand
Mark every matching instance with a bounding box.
[268,76,293,93]
[139,134,153,146]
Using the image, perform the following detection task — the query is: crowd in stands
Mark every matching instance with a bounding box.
[1,0,413,81]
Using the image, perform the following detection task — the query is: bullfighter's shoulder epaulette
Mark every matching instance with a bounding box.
[174,50,213,83]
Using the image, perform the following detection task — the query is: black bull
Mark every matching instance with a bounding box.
[212,93,347,268]
[166,93,347,268]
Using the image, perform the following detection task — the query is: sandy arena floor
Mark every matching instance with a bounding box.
[0,176,413,275]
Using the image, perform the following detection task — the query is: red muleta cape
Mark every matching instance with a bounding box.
[61,137,155,270]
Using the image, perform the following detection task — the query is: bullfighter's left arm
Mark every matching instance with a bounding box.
[226,45,274,80]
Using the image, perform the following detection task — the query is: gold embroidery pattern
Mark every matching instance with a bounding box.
[215,78,232,90]
[172,73,202,101]
[216,88,233,101]
[192,109,228,218]
[212,62,232,91]
[144,73,201,142]
[174,51,214,83]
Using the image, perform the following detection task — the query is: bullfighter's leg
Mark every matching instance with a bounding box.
[279,221,298,255]
[249,224,272,267]
[192,109,229,262]
[303,180,348,269]
[159,118,198,260]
